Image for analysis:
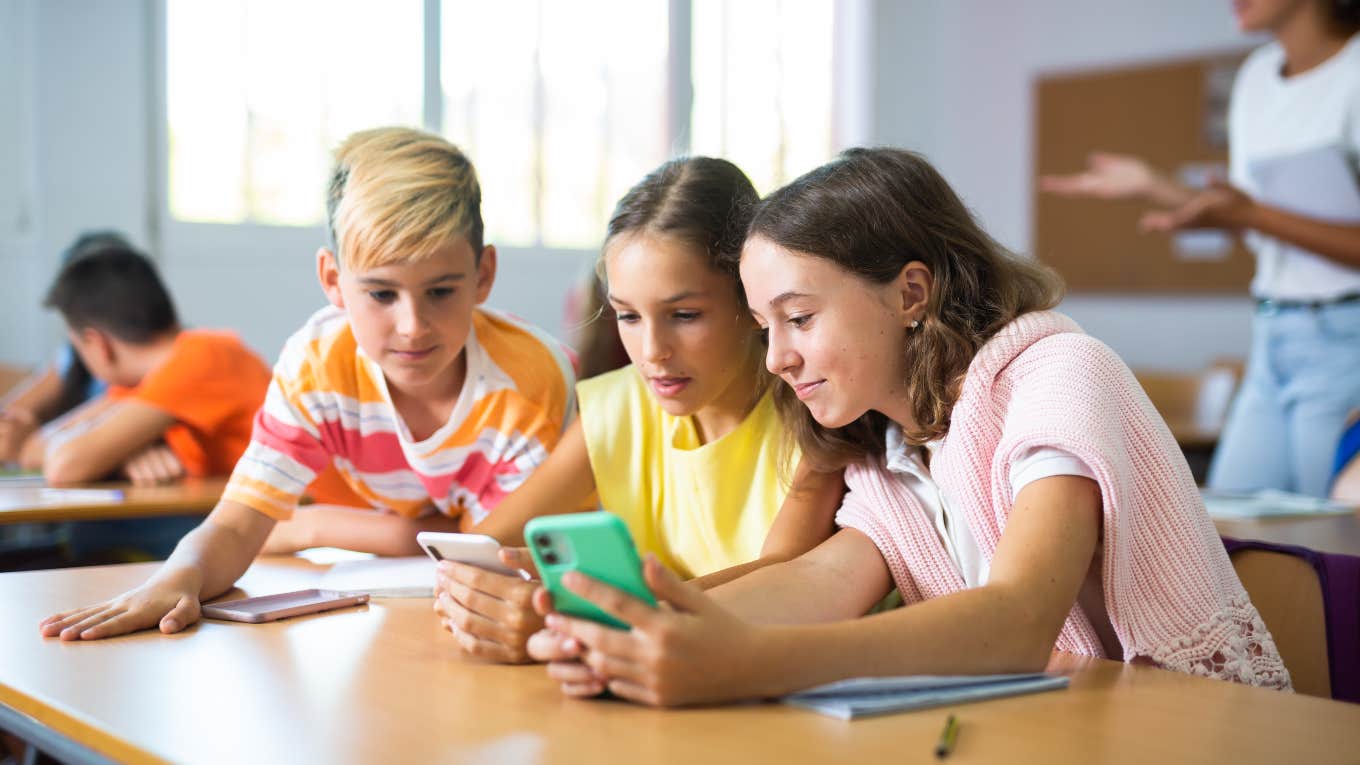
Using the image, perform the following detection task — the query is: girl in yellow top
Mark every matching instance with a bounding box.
[432,157,843,663]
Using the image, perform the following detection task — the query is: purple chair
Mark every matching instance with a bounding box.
[1222,536,1360,702]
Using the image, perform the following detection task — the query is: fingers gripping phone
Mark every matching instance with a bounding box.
[524,511,656,630]
[416,531,522,577]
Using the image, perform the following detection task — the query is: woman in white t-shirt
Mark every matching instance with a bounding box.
[1043,0,1360,497]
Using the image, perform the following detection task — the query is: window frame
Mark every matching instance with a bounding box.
[150,0,869,263]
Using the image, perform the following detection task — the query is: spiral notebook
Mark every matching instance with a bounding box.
[781,673,1070,720]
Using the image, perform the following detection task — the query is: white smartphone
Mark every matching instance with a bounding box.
[416,531,522,577]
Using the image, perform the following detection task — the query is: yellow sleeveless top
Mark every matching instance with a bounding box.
[577,366,792,578]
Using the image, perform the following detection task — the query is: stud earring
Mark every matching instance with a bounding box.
[910,320,920,329]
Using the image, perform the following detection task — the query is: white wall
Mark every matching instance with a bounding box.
[8,0,1271,372]
[0,0,42,366]
[0,0,153,367]
[871,0,1262,370]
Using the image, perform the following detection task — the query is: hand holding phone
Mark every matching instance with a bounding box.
[524,511,656,630]
[424,532,540,663]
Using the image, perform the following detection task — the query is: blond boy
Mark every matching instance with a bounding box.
[40,127,577,640]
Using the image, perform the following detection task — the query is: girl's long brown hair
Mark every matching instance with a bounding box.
[748,147,1065,470]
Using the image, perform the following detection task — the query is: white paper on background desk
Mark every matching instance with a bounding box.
[318,556,435,598]
[0,470,45,487]
[38,488,124,503]
[1202,489,1358,519]
[781,673,1070,720]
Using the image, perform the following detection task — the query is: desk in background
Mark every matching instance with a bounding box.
[1216,511,1360,558]
[1,557,1357,765]
[0,478,225,525]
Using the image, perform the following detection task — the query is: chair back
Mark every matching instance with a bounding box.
[1229,547,1330,698]
[1135,364,1239,444]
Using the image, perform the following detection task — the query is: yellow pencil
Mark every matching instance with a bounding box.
[934,713,959,759]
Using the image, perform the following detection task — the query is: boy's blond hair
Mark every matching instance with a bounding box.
[325,127,483,270]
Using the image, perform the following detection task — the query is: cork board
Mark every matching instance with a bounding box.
[1032,51,1256,292]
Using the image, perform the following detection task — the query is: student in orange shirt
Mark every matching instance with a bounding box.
[26,245,273,558]
[0,231,123,464]
[29,245,271,485]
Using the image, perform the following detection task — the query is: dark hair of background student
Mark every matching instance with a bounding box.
[44,246,180,345]
[43,232,137,419]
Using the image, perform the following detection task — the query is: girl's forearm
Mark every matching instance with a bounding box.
[466,419,598,546]
[744,585,1059,698]
[692,554,791,591]
[710,553,890,625]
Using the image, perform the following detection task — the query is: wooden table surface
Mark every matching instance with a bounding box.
[1,557,1357,765]
[0,478,225,524]
[1215,510,1360,557]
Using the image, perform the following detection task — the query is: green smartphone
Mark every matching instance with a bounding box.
[524,511,656,630]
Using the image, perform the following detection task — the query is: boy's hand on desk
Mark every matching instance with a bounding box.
[122,443,186,486]
[38,573,202,641]
[434,548,541,664]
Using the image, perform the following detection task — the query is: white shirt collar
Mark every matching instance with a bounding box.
[884,423,943,479]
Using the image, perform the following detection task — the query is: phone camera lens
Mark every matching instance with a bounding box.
[534,534,551,548]
[543,551,559,565]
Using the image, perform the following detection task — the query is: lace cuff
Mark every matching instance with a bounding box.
[1142,594,1293,691]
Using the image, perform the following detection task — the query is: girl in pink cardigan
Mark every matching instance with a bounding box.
[527,148,1292,706]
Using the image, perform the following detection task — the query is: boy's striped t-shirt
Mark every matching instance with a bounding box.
[222,305,576,525]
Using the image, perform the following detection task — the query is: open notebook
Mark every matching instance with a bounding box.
[781,673,1070,720]
[317,555,437,598]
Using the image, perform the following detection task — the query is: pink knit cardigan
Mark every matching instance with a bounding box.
[836,311,1291,689]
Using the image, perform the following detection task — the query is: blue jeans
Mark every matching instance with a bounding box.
[1208,301,1360,496]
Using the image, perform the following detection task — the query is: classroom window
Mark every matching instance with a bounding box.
[165,0,837,246]
[690,0,835,195]
[166,0,424,226]
[440,0,670,249]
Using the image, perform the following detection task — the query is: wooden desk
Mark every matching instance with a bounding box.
[1216,511,1360,558]
[1,559,1357,764]
[0,478,225,524]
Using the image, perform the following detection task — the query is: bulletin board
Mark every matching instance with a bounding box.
[1032,50,1256,292]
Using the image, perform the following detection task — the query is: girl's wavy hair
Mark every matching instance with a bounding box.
[748,147,1065,470]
